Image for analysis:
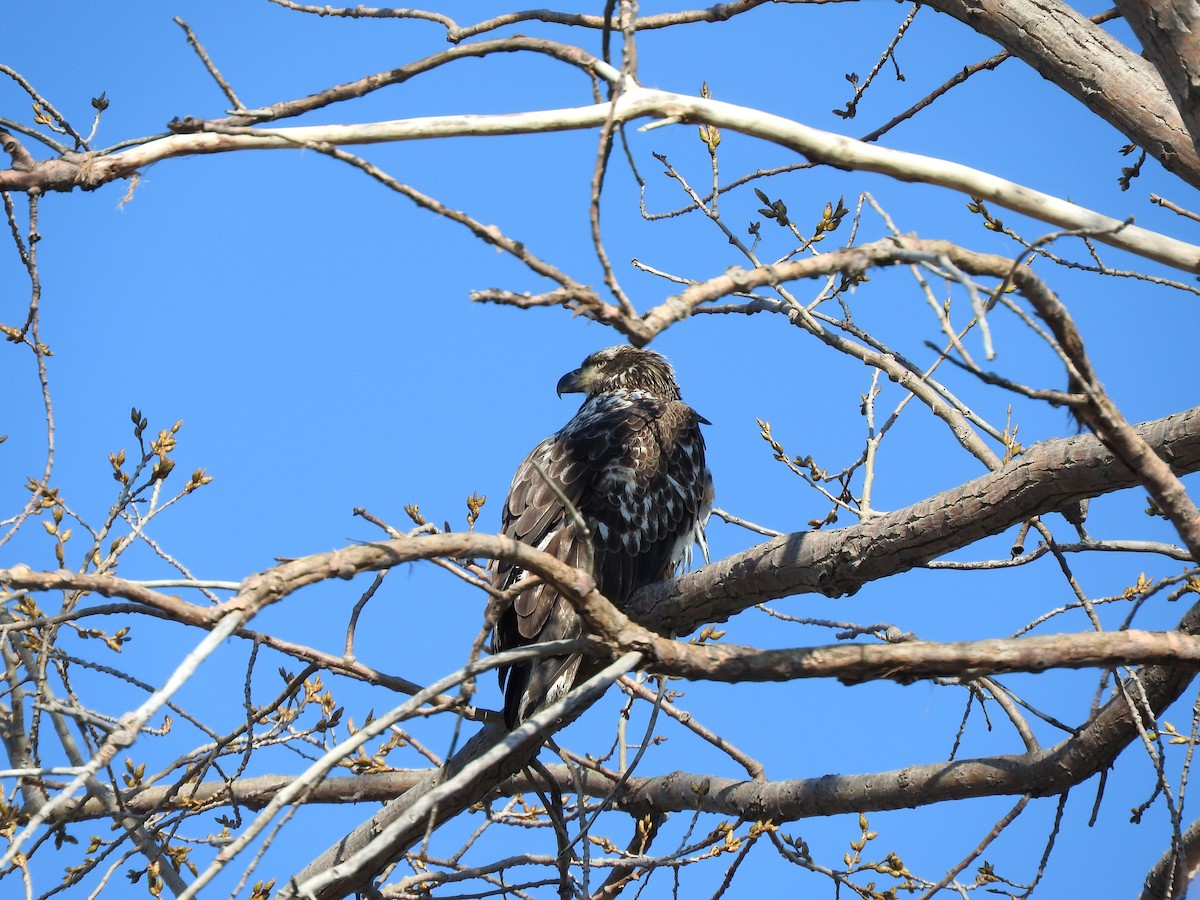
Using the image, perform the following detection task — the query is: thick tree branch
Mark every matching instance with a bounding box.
[485,604,1200,829]
[924,0,1200,189]
[6,406,1200,643]
[6,403,1197,897]
[34,628,1200,818]
[631,403,1200,633]
[597,629,1200,685]
[46,626,1199,867]
[43,614,1200,830]
[1115,0,1200,166]
[615,599,1200,823]
[1142,813,1200,900]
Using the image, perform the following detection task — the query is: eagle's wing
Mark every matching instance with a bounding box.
[493,394,709,727]
[492,430,593,727]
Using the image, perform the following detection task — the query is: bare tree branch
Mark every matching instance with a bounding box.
[632,403,1200,633]
[278,653,643,900]
[7,404,1200,642]
[269,0,788,42]
[1115,0,1200,162]
[3,88,1197,272]
[924,0,1200,188]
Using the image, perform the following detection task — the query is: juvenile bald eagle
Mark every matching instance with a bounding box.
[492,345,712,728]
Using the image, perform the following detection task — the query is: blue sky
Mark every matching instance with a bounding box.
[3,1,1200,896]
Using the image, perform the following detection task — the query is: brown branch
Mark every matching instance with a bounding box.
[861,8,1121,145]
[1011,287,1200,564]
[47,768,581,822]
[206,36,617,128]
[918,794,1031,898]
[266,0,455,26]
[620,676,765,779]
[445,0,777,43]
[634,236,1110,337]
[0,566,201,620]
[1142,813,1200,900]
[0,118,68,155]
[1114,1,1200,163]
[600,630,1200,685]
[648,234,1200,554]
[46,619,1199,828]
[6,400,1200,895]
[269,0,779,42]
[0,130,36,171]
[8,409,1200,894]
[305,143,599,310]
[612,692,1158,820]
[630,403,1200,634]
[589,812,663,900]
[0,64,87,150]
[470,287,638,336]
[1152,193,1200,224]
[598,597,1200,824]
[0,567,458,709]
[923,0,1200,189]
[174,17,245,110]
[0,193,54,553]
[588,84,639,318]
[6,404,1200,648]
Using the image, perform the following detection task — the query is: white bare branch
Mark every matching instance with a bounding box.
[6,86,1197,272]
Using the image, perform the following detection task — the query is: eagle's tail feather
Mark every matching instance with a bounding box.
[506,652,581,729]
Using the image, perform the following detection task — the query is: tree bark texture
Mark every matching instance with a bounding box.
[1115,0,1200,162]
[632,405,1200,633]
[924,0,1200,188]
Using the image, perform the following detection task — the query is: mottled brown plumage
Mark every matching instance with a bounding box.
[492,345,712,728]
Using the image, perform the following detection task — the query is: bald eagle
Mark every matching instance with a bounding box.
[492,345,712,728]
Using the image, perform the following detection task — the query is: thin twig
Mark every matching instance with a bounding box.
[174,18,245,110]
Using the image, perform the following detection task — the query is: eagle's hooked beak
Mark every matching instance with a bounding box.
[556,367,589,398]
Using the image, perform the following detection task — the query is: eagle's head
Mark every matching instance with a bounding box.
[556,345,682,401]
